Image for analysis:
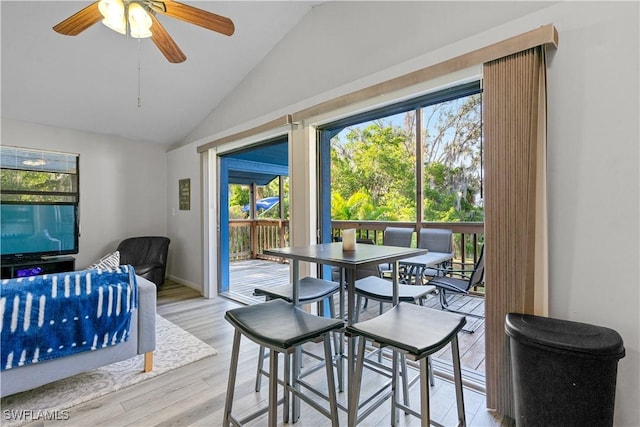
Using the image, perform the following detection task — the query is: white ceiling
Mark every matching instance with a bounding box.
[1,1,319,147]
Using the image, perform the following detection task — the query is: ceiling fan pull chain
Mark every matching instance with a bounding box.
[137,37,143,108]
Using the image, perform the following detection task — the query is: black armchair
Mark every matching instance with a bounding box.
[117,236,170,288]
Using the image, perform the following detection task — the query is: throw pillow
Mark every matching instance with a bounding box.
[88,250,120,270]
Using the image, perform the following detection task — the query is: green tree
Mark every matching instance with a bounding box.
[229,185,249,208]
[422,94,483,221]
[331,118,416,220]
[330,93,483,222]
[1,170,75,202]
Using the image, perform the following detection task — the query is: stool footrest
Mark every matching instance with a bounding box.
[292,378,337,419]
[231,396,285,426]
[355,386,394,425]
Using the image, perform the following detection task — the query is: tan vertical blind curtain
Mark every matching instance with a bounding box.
[483,46,548,417]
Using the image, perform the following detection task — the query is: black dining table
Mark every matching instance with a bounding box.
[264,242,426,420]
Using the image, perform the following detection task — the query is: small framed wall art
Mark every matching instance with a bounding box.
[179,178,190,210]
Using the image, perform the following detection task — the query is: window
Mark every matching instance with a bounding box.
[421,92,483,222]
[0,146,79,203]
[0,147,80,258]
[228,178,289,220]
[324,81,483,223]
[331,111,417,220]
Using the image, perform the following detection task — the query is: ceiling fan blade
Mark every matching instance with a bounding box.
[53,1,102,36]
[155,0,235,36]
[149,13,187,63]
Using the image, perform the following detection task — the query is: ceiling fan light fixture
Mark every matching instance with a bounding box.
[98,0,126,35]
[53,0,235,63]
[128,3,153,39]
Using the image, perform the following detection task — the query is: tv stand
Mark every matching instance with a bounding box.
[1,256,75,279]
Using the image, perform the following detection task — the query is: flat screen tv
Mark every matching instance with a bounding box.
[0,203,79,261]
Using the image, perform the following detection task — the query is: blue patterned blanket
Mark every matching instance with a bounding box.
[0,265,138,371]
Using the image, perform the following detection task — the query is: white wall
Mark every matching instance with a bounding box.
[166,143,203,290]
[2,118,168,269]
[185,1,555,143]
[170,2,639,424]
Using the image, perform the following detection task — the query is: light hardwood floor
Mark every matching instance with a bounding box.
[19,280,508,427]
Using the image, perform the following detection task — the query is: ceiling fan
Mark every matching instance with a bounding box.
[53,0,235,63]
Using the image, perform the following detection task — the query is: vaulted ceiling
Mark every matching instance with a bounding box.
[1,1,320,147]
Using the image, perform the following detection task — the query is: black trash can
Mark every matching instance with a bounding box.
[505,313,625,427]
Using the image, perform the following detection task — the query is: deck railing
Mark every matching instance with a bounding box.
[230,220,483,263]
[229,219,290,262]
[229,220,484,292]
[332,220,483,267]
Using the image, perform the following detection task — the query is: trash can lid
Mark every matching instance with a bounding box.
[505,313,625,359]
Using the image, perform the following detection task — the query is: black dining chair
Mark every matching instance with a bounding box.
[378,227,414,279]
[428,244,485,319]
[417,228,453,280]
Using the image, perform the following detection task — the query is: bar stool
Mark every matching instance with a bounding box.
[223,299,344,427]
[354,276,438,409]
[354,276,436,321]
[253,277,342,391]
[346,302,467,427]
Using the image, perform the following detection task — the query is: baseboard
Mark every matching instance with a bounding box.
[166,274,202,293]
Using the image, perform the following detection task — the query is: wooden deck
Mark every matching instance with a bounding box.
[227,259,487,390]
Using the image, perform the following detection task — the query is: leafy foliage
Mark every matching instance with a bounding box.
[332,119,417,220]
[331,93,483,222]
[229,185,249,208]
[228,177,290,220]
[0,170,76,202]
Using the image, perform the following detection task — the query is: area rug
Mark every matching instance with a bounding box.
[1,315,217,427]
